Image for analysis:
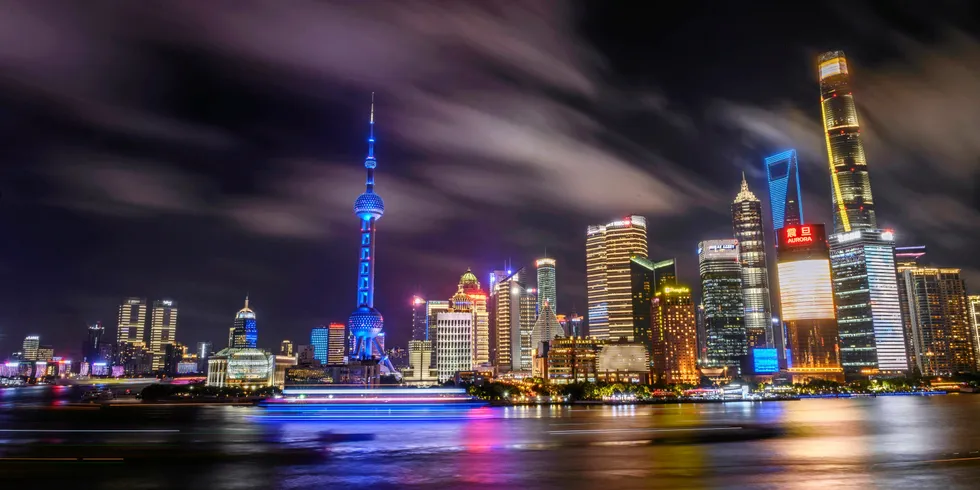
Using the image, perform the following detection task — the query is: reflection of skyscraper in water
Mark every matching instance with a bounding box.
[765,150,804,235]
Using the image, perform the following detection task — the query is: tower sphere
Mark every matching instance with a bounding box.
[354,192,385,220]
[348,305,384,338]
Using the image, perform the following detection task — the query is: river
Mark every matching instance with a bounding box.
[1,386,978,488]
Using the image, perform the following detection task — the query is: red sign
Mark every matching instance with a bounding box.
[781,224,825,248]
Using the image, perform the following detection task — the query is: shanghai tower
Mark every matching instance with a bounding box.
[818,51,876,233]
[348,94,386,378]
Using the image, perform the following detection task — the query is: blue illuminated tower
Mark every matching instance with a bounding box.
[765,150,804,236]
[348,94,386,369]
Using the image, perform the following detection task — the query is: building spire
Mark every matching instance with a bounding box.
[244,294,249,310]
[367,92,375,161]
[734,171,758,203]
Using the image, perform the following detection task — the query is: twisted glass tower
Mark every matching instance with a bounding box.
[819,51,876,233]
[349,94,386,364]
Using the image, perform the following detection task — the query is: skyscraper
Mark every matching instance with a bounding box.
[776,224,843,381]
[568,313,584,337]
[896,245,927,370]
[149,299,178,372]
[536,258,557,314]
[83,322,105,364]
[310,325,329,365]
[22,335,40,361]
[280,340,294,357]
[764,150,804,234]
[231,296,257,349]
[818,51,876,233]
[494,269,535,372]
[586,216,649,341]
[348,94,387,381]
[829,229,907,374]
[698,239,746,371]
[411,296,427,341]
[630,257,677,353]
[651,286,699,385]
[117,297,147,345]
[732,174,773,348]
[901,267,976,375]
[435,311,473,382]
[426,299,450,366]
[457,269,490,367]
[328,322,346,365]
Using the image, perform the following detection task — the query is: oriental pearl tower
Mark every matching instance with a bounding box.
[348,93,386,381]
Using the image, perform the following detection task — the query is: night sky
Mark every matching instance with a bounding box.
[1,1,979,358]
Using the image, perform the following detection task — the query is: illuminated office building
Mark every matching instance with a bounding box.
[117,297,147,345]
[547,337,601,384]
[435,311,473,382]
[895,246,927,369]
[732,174,773,347]
[82,322,105,364]
[536,258,557,314]
[493,269,535,372]
[901,267,976,375]
[310,325,329,365]
[630,257,677,352]
[776,224,843,381]
[425,300,450,361]
[411,296,427,341]
[532,303,563,355]
[22,335,40,361]
[818,51,876,233]
[403,340,438,386]
[829,229,907,374]
[586,215,649,341]
[568,312,584,337]
[456,269,490,367]
[764,150,804,234]
[280,340,293,357]
[969,295,980,371]
[231,296,257,349]
[651,286,699,385]
[698,239,746,371]
[149,299,178,372]
[327,322,346,365]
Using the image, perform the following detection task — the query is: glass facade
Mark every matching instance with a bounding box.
[698,239,746,371]
[411,296,427,341]
[586,216,649,341]
[732,175,773,348]
[829,229,908,374]
[535,258,557,314]
[630,257,677,354]
[310,326,329,365]
[764,150,804,233]
[819,51,876,233]
[776,224,843,376]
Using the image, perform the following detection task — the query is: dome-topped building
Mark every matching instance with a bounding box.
[231,296,257,349]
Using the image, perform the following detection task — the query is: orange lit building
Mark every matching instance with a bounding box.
[651,286,699,385]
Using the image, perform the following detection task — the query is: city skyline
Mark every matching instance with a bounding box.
[2,3,979,359]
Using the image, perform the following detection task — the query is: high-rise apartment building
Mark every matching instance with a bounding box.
[117,297,147,345]
[896,245,927,369]
[901,267,976,375]
[435,311,473,382]
[327,322,346,365]
[149,299,178,371]
[698,239,746,371]
[829,229,907,374]
[521,288,538,371]
[22,335,40,361]
[536,258,557,314]
[732,174,773,348]
[969,295,980,371]
[630,257,677,353]
[231,297,257,349]
[411,296,428,341]
[651,286,699,385]
[776,224,843,381]
[586,215,649,341]
[818,51,876,233]
[764,150,804,234]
